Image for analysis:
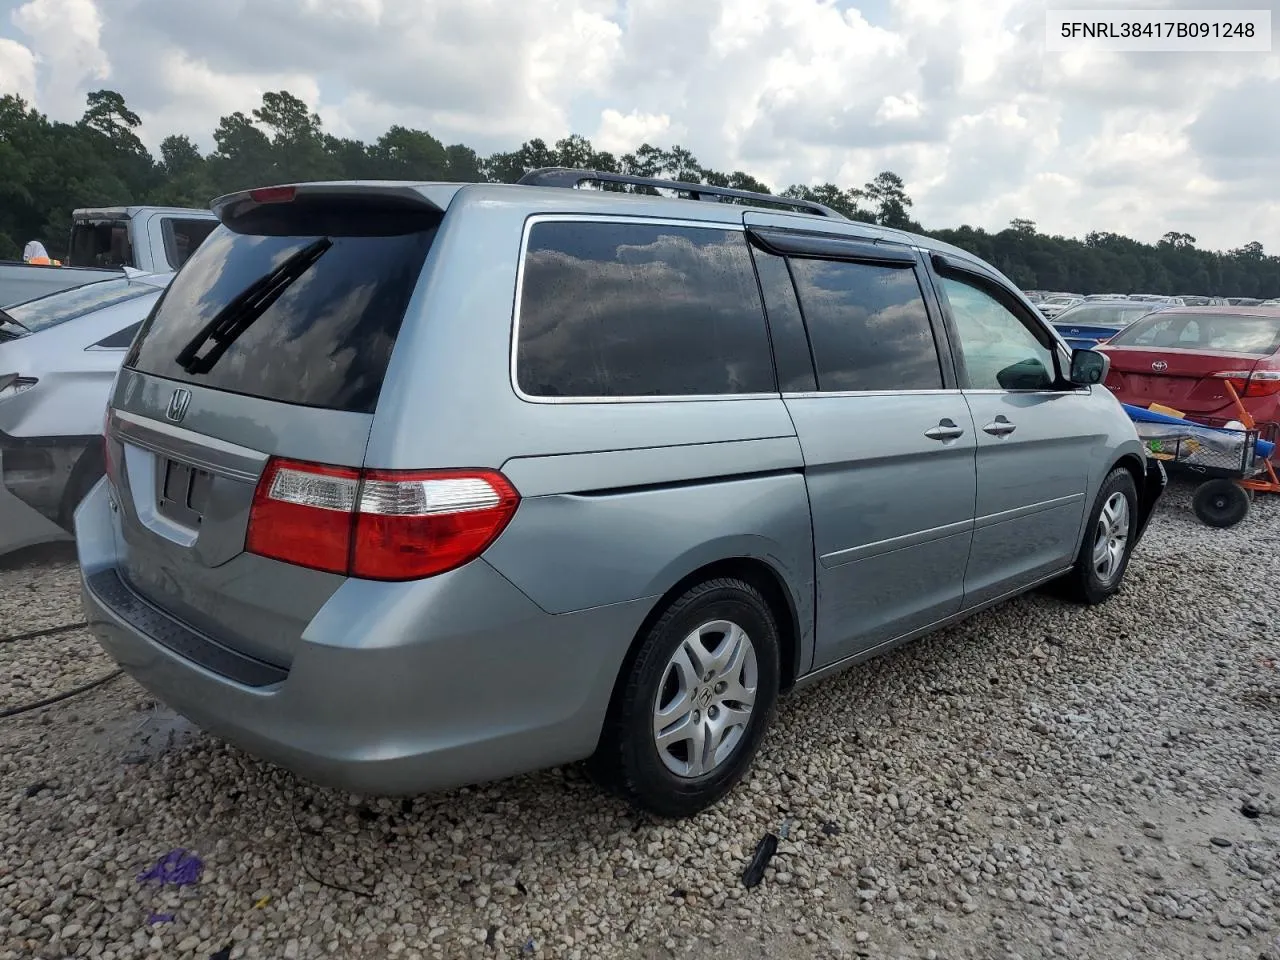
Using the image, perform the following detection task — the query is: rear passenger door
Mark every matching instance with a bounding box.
[925,255,1094,605]
[750,230,978,668]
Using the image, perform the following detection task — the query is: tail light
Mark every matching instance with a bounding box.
[249,186,297,204]
[246,458,520,581]
[1213,370,1280,397]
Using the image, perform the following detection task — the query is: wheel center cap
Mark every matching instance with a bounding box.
[697,687,714,708]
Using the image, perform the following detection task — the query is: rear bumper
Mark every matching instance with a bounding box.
[75,479,651,796]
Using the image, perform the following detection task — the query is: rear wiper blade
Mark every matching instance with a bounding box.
[175,237,333,375]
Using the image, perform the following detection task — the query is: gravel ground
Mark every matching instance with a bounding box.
[1,483,1278,960]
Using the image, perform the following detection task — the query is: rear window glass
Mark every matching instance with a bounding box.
[162,218,219,269]
[1107,312,1280,354]
[7,278,156,334]
[68,219,134,268]
[125,198,439,413]
[516,220,775,397]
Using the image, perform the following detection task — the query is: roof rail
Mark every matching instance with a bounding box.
[516,167,847,220]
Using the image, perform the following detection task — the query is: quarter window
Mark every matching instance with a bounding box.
[516,221,776,398]
[787,258,943,392]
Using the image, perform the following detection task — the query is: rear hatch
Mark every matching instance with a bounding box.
[1099,311,1280,416]
[103,186,444,670]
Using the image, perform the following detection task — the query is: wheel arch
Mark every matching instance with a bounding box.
[612,556,806,718]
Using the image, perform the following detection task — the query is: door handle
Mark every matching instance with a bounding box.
[925,419,965,442]
[982,416,1017,437]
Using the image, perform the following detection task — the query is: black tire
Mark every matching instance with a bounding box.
[588,578,781,819]
[1056,467,1139,605]
[1192,479,1250,528]
[58,445,105,531]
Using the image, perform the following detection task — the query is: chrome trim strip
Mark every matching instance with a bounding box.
[973,493,1085,529]
[819,493,1085,566]
[820,519,973,567]
[509,214,780,406]
[113,410,266,483]
[783,389,964,399]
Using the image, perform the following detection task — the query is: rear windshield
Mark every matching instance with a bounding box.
[125,197,439,413]
[68,218,135,268]
[6,277,157,334]
[1107,312,1280,354]
[1055,304,1152,327]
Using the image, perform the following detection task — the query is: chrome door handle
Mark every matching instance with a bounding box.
[983,416,1017,437]
[925,419,965,441]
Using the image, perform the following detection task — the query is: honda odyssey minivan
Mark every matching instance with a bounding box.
[77,170,1164,818]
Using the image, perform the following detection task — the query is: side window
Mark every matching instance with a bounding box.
[749,246,816,393]
[163,218,220,270]
[787,258,943,392]
[937,275,1057,391]
[516,221,776,398]
[93,320,143,350]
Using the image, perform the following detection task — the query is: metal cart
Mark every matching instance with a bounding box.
[1131,380,1280,528]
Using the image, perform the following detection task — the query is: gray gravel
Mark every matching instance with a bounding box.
[1,482,1278,960]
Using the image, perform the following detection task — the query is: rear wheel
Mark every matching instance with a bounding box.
[1192,479,1250,528]
[589,578,780,818]
[1056,467,1138,605]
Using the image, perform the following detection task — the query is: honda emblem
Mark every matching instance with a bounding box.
[1151,360,1168,372]
[166,388,191,423]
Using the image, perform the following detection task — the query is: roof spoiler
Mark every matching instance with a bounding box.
[211,182,450,223]
[517,167,849,220]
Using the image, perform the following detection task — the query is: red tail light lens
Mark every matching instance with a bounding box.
[1213,370,1280,397]
[249,186,297,204]
[247,459,361,574]
[246,458,519,581]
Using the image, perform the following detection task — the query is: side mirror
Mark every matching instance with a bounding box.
[996,358,1054,390]
[1069,348,1110,386]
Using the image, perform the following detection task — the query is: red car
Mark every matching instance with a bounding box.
[1098,306,1280,425]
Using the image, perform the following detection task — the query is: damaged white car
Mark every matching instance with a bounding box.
[1,272,170,556]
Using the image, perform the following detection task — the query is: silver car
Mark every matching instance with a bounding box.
[77,173,1165,817]
[1,273,169,555]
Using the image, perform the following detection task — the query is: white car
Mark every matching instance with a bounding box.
[1037,295,1084,319]
[0,272,170,555]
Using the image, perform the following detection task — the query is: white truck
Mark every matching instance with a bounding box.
[0,205,218,307]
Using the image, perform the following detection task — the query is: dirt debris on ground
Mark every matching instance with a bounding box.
[1,483,1278,960]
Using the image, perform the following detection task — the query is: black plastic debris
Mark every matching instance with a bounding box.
[822,821,841,837]
[209,948,232,960]
[1210,836,1233,848]
[24,782,50,798]
[1241,801,1262,820]
[485,925,497,948]
[742,832,779,889]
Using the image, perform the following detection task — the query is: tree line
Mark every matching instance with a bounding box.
[3,89,1278,298]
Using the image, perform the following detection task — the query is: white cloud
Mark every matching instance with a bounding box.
[594,109,672,155]
[0,35,35,99]
[10,0,109,116]
[0,0,1277,251]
